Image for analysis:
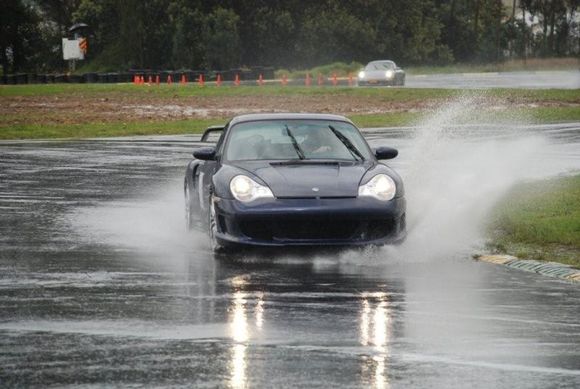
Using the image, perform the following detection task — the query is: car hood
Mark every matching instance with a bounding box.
[230,160,372,198]
[362,69,393,78]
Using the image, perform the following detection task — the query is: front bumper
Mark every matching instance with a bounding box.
[358,78,396,86]
[212,196,406,247]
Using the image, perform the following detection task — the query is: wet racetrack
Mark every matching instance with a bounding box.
[405,70,580,89]
[1,123,580,387]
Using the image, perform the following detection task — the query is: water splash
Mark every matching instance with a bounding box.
[387,94,547,261]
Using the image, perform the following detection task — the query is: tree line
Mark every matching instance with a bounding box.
[1,0,578,74]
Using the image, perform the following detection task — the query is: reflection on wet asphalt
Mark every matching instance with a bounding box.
[1,125,580,388]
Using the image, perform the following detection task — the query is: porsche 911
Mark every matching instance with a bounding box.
[357,60,405,86]
[184,113,406,252]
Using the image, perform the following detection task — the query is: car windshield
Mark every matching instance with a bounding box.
[224,119,373,161]
[366,61,395,70]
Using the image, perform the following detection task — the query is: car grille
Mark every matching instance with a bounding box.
[238,217,397,242]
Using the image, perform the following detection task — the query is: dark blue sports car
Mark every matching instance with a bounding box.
[184,113,406,252]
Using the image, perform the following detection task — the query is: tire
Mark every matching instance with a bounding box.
[184,181,195,231]
[208,194,228,254]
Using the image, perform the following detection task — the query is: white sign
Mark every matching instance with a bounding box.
[62,38,84,60]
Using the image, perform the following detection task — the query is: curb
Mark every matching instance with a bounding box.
[474,255,580,283]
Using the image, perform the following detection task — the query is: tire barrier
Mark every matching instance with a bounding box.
[0,67,368,87]
[0,71,362,87]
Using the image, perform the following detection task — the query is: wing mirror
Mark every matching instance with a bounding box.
[193,147,216,161]
[374,146,398,160]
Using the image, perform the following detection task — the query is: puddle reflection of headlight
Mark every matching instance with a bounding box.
[359,293,391,389]
[231,291,248,342]
[230,291,248,389]
[255,293,264,329]
[231,344,247,389]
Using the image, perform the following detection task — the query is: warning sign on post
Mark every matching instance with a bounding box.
[79,38,88,55]
[62,38,84,60]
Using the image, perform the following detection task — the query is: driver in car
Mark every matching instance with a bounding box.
[301,129,332,155]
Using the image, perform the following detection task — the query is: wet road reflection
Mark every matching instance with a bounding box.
[1,124,579,387]
[230,290,248,388]
[360,293,391,389]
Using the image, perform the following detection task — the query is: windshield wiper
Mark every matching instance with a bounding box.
[284,125,305,160]
[328,125,364,161]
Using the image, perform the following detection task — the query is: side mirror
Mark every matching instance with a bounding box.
[193,147,216,161]
[374,146,398,160]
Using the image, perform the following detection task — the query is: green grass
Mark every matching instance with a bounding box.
[0,114,417,140]
[357,106,580,126]
[0,83,459,98]
[2,106,577,140]
[2,84,579,103]
[1,83,578,139]
[487,175,580,267]
[0,118,225,140]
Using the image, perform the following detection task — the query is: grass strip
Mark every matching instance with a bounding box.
[1,84,579,103]
[0,118,226,140]
[1,106,579,140]
[487,175,580,268]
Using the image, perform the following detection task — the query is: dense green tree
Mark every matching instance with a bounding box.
[204,7,240,70]
[169,1,206,69]
[1,0,41,73]
[2,0,578,73]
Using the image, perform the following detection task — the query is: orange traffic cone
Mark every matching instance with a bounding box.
[133,75,138,85]
[216,74,222,87]
[234,73,240,86]
[148,75,153,84]
[332,73,338,86]
[140,75,144,85]
[317,73,324,86]
[198,74,204,86]
[305,73,311,87]
[281,74,288,86]
[167,74,173,84]
[155,75,160,86]
[181,74,187,84]
[257,74,264,86]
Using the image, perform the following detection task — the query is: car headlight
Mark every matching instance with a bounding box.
[358,174,396,201]
[385,70,394,79]
[358,71,365,79]
[230,175,274,202]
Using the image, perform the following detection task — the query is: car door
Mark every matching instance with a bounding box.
[196,125,227,224]
[187,126,225,228]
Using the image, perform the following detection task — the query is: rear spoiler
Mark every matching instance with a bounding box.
[201,125,225,142]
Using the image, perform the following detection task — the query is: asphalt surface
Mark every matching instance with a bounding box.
[405,70,580,89]
[1,124,579,388]
[227,70,580,89]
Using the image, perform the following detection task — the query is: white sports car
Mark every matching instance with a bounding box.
[358,60,405,86]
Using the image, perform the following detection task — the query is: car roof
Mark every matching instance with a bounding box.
[367,60,395,65]
[229,113,354,126]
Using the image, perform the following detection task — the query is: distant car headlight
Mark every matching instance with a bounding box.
[230,175,274,202]
[358,71,365,79]
[358,174,396,201]
[385,70,394,79]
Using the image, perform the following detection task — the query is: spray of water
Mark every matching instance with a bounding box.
[385,94,546,262]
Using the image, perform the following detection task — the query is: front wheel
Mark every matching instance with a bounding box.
[184,182,194,231]
[208,195,228,254]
